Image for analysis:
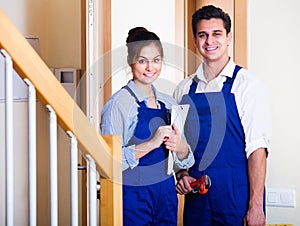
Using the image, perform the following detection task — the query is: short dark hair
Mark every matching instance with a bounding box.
[192,5,231,37]
[126,27,163,65]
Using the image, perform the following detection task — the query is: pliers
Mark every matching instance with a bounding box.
[190,175,211,194]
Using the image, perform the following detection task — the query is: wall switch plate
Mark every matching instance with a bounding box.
[266,188,296,207]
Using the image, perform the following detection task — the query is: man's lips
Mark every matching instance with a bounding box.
[205,46,218,51]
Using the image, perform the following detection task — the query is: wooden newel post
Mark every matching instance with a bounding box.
[100,135,123,226]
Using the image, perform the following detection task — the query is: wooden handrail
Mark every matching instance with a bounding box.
[0,8,121,179]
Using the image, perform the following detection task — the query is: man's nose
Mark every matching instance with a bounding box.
[205,34,214,44]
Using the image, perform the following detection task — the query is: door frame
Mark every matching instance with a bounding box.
[182,0,248,78]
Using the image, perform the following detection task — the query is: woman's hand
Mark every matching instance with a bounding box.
[151,125,173,149]
[135,125,172,159]
[164,124,189,160]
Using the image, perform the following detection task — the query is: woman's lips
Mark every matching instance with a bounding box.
[144,72,155,77]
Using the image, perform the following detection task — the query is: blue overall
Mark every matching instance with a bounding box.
[180,66,263,225]
[122,87,178,226]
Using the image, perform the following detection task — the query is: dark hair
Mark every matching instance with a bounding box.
[192,5,231,37]
[126,27,163,65]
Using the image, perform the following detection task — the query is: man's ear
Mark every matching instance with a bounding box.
[227,31,232,46]
[193,36,197,47]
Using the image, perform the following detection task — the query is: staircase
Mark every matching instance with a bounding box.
[0,8,122,226]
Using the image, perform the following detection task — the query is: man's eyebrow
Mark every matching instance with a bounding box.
[212,29,223,33]
[197,29,223,35]
[197,31,207,35]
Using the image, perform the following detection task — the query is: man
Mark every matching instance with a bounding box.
[174,5,272,226]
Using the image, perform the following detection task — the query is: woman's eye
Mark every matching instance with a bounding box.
[153,58,161,63]
[138,59,146,64]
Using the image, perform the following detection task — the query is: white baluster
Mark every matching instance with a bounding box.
[24,78,37,226]
[46,105,58,226]
[66,131,78,226]
[86,154,97,226]
[1,49,14,226]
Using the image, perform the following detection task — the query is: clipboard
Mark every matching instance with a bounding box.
[171,104,190,133]
[167,104,190,174]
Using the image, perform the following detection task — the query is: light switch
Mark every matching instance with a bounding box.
[267,191,279,203]
[266,188,296,207]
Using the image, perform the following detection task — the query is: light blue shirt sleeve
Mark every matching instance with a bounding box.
[100,88,140,171]
[173,145,195,170]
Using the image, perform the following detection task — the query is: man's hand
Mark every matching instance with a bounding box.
[176,174,196,195]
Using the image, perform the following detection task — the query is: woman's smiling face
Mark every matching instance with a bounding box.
[131,43,162,86]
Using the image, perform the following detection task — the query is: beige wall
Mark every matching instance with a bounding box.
[248,0,300,224]
[0,102,29,226]
[0,0,81,69]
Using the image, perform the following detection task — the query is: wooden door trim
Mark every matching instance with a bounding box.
[234,0,248,68]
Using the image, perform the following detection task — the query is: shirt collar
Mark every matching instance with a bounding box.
[194,58,236,82]
[127,80,159,102]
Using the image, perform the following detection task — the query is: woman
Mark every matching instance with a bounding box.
[100,27,194,225]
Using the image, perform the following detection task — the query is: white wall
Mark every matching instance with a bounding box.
[248,0,300,224]
[111,0,184,96]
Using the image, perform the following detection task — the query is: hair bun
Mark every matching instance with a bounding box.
[126,27,150,44]
[128,27,148,37]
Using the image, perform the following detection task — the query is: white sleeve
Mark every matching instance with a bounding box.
[236,78,272,158]
[173,77,193,104]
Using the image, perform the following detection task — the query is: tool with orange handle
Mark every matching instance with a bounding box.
[190,175,211,194]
